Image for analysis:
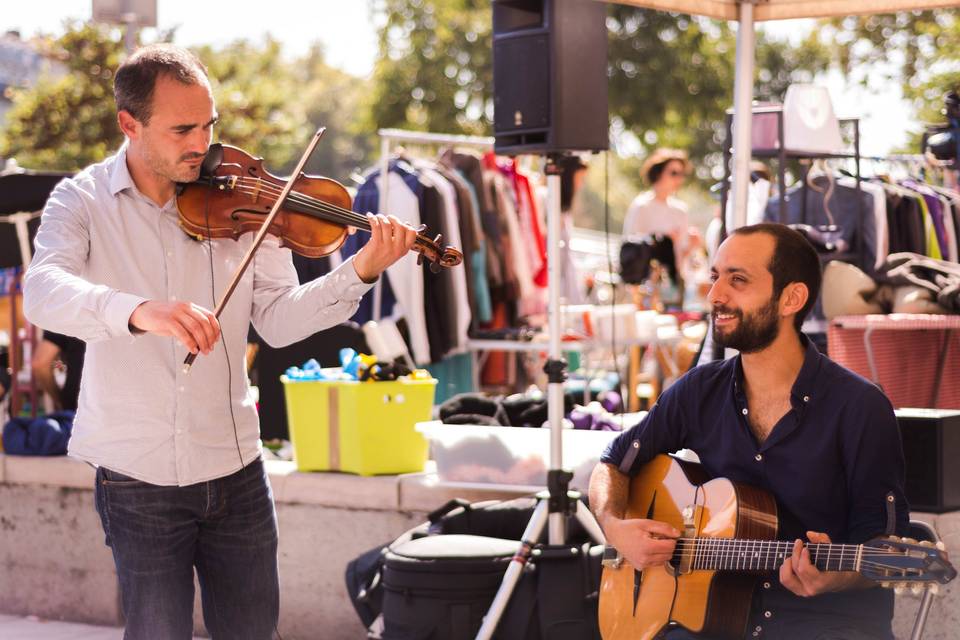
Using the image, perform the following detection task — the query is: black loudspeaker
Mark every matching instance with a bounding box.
[492,0,609,155]
[895,409,960,513]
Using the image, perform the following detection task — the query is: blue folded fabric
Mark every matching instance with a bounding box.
[2,411,75,456]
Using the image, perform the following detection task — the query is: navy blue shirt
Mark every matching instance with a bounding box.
[602,337,909,639]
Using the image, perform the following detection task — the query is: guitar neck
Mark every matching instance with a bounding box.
[677,538,864,573]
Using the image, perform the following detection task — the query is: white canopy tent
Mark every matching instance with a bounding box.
[610,0,958,230]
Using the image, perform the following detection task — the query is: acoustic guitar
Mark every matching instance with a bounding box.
[598,454,956,640]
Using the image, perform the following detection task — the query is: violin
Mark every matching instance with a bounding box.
[174,128,461,373]
[175,143,463,270]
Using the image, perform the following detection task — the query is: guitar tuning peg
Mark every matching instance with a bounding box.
[893,583,906,595]
[911,583,924,596]
[880,581,891,589]
[901,536,916,544]
[930,583,940,596]
[918,540,932,547]
[936,541,946,551]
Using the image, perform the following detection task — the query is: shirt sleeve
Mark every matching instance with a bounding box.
[600,375,691,476]
[842,385,910,543]
[249,237,374,348]
[22,180,146,342]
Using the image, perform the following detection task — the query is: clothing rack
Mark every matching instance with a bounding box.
[378,127,495,215]
[374,128,495,321]
[720,106,866,271]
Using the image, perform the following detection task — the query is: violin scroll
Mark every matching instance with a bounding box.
[413,232,462,273]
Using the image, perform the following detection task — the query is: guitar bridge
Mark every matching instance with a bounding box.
[670,504,703,575]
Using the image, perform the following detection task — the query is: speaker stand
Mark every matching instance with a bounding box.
[474,155,605,640]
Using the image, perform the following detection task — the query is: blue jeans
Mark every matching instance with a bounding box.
[94,458,279,640]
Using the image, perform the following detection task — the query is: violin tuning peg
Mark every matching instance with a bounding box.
[416,223,427,233]
[416,252,424,266]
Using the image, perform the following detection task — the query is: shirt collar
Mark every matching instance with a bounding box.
[732,334,822,406]
[108,143,136,197]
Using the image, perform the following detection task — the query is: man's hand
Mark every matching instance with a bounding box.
[129,300,221,355]
[352,213,418,283]
[780,531,867,597]
[604,518,680,571]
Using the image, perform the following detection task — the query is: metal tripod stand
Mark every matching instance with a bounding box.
[474,155,606,640]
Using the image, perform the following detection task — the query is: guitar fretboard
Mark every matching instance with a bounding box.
[675,539,863,572]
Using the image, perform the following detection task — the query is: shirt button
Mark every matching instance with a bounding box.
[764,611,772,619]
[755,454,763,462]
[803,395,810,402]
[742,408,749,415]
[763,581,771,589]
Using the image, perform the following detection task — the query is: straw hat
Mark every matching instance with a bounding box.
[641,148,690,185]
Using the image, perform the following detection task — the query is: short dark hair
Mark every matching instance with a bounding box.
[731,222,822,332]
[114,44,208,125]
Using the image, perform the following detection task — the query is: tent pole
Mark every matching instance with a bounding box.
[730,0,756,231]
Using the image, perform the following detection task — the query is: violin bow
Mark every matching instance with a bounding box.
[182,127,326,373]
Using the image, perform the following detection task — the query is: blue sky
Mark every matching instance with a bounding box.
[7,1,912,154]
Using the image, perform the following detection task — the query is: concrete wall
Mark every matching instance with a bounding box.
[0,454,956,639]
[0,454,530,639]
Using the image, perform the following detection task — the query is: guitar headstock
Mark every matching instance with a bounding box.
[860,536,957,590]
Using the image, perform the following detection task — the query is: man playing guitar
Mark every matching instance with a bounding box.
[590,223,909,639]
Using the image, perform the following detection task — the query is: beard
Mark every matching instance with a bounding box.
[141,140,205,185]
[712,296,781,354]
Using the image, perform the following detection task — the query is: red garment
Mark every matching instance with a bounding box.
[494,157,549,287]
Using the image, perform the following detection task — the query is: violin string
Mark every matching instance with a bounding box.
[230,181,431,249]
[232,184,368,227]
[231,177,374,226]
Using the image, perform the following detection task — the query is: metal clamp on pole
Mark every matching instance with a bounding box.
[546,469,575,516]
[543,357,567,385]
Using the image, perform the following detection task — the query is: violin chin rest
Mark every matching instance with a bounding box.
[201,143,224,178]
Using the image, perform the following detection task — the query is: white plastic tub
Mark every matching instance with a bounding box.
[415,421,634,491]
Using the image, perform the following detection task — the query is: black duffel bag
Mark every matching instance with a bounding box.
[346,498,602,640]
[380,534,530,640]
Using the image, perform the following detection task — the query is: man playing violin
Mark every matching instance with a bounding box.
[589,223,910,639]
[23,43,415,639]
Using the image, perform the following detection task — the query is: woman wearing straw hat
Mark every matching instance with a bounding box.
[622,148,692,272]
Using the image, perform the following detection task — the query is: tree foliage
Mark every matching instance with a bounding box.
[0,23,125,170]
[1,24,370,183]
[824,10,959,124]
[365,0,491,136]
[364,2,831,182]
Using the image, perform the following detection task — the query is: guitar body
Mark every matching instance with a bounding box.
[599,455,779,640]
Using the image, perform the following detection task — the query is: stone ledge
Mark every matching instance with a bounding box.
[2,453,95,489]
[398,473,536,512]
[266,460,401,510]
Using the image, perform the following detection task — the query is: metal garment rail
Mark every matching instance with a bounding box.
[373,128,495,320]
